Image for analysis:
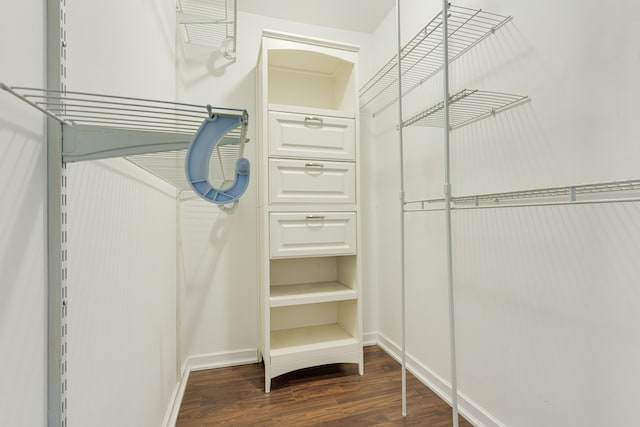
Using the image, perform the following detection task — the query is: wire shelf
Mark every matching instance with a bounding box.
[359,5,511,115]
[1,84,247,193]
[405,179,640,211]
[177,0,237,59]
[126,146,241,192]
[403,89,528,129]
[6,85,244,134]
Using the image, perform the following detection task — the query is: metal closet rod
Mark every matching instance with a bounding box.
[404,178,640,211]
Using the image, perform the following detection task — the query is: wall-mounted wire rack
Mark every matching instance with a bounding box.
[403,89,528,129]
[1,83,246,192]
[359,5,511,115]
[404,179,640,211]
[177,0,237,59]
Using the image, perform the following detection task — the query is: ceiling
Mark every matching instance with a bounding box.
[238,0,396,33]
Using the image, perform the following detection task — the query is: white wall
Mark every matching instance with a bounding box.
[65,0,176,98]
[177,198,258,364]
[62,0,180,426]
[0,0,47,426]
[175,12,381,363]
[369,0,640,426]
[66,159,177,427]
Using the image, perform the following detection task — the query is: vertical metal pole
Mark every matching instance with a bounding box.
[395,0,408,418]
[47,0,66,425]
[441,1,459,426]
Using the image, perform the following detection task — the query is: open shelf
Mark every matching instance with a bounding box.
[403,89,529,129]
[267,47,356,113]
[359,5,511,115]
[1,84,247,193]
[270,323,356,354]
[177,0,237,58]
[270,281,357,307]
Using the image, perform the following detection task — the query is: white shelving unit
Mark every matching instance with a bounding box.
[257,30,363,393]
[360,1,640,424]
[360,2,525,425]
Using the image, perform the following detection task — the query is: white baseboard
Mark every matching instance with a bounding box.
[163,337,502,427]
[183,348,258,373]
[163,348,259,427]
[376,332,505,427]
[363,331,378,346]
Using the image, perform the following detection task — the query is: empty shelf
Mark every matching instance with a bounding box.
[270,281,357,307]
[270,324,356,354]
[1,84,247,193]
[403,89,528,129]
[178,0,237,58]
[359,5,511,115]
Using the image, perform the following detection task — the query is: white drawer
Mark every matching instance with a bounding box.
[269,159,356,205]
[269,111,355,161]
[270,212,356,258]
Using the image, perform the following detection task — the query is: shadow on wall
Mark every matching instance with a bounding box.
[178,199,233,353]
[207,50,235,77]
[0,117,45,306]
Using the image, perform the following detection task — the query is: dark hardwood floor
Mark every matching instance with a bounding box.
[177,345,472,426]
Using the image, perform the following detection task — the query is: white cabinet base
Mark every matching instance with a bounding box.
[270,324,360,379]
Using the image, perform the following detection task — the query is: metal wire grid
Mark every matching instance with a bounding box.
[126,144,243,192]
[405,179,640,210]
[359,5,511,115]
[8,86,243,133]
[177,0,236,58]
[2,85,246,192]
[403,89,528,129]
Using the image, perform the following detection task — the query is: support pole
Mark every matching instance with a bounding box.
[47,0,64,424]
[395,0,408,418]
[441,1,460,426]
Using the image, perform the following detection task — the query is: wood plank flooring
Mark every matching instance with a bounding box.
[177,345,472,426]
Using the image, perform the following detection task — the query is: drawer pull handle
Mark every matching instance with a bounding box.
[306,215,325,220]
[305,162,324,168]
[304,116,324,127]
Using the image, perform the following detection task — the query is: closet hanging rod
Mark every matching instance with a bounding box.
[404,178,640,211]
[359,5,511,115]
[406,197,640,212]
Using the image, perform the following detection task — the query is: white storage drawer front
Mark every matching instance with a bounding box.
[269,159,356,205]
[269,111,355,160]
[270,212,356,258]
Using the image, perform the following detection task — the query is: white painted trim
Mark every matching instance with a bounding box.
[162,372,189,427]
[363,331,378,346]
[262,29,360,52]
[164,339,507,427]
[185,348,258,372]
[163,348,259,427]
[376,332,506,427]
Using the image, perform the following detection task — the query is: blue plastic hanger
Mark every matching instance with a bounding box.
[185,110,250,205]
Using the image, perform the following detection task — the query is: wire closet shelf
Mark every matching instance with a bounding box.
[404,179,640,211]
[403,89,528,129]
[177,0,237,59]
[359,5,512,115]
[1,84,247,193]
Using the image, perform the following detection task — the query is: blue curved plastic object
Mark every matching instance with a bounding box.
[185,113,250,204]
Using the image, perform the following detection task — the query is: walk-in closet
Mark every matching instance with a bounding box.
[3,1,640,426]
